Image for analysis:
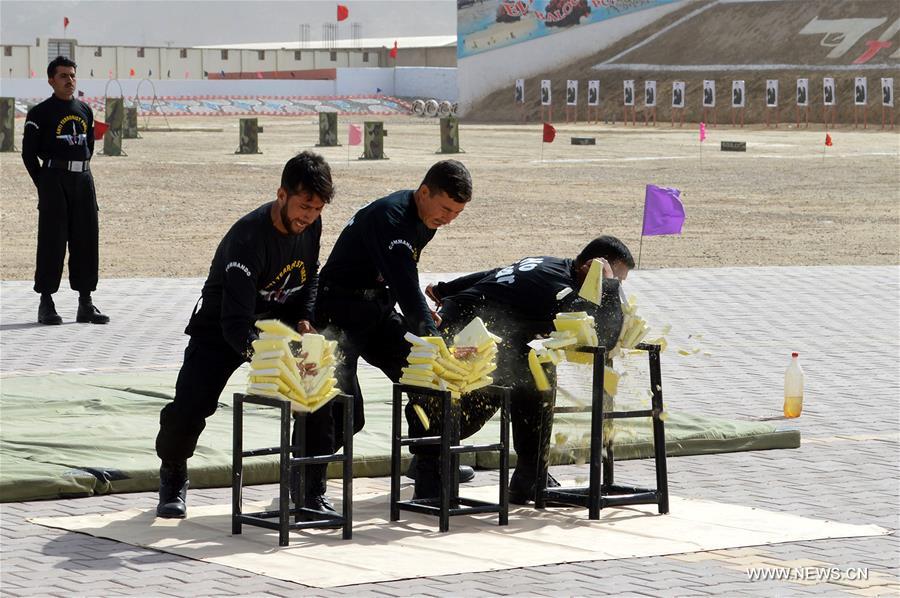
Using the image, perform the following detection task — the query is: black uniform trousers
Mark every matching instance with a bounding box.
[305,287,411,494]
[155,334,329,482]
[34,168,99,294]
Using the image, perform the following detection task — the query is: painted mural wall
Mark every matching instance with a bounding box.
[456,0,688,114]
[458,0,677,59]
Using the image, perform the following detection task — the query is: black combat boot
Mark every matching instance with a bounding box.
[76,296,110,324]
[508,467,561,505]
[406,454,475,484]
[38,294,62,325]
[412,455,442,500]
[156,461,189,518]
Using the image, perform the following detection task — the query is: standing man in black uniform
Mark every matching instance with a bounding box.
[410,236,634,501]
[22,56,108,325]
[307,160,473,511]
[155,151,334,518]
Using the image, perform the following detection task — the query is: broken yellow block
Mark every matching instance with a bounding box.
[528,349,551,391]
[413,404,430,430]
[255,319,302,342]
[577,258,604,305]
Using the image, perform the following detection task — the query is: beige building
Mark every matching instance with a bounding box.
[1,35,456,80]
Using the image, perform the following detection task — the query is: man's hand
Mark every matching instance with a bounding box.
[425,283,442,308]
[296,320,316,335]
[429,308,442,328]
[597,258,615,279]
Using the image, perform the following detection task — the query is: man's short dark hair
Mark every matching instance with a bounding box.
[576,235,635,270]
[421,159,472,203]
[280,151,334,203]
[47,56,77,78]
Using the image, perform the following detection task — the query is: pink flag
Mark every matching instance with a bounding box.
[256,71,263,79]
[699,122,707,142]
[642,184,685,237]
[348,124,362,146]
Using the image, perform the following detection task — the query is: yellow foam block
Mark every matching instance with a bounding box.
[301,333,327,363]
[399,376,444,391]
[578,258,604,305]
[604,366,620,396]
[408,356,439,365]
[255,319,302,342]
[413,404,430,430]
[248,376,290,394]
[401,367,436,380]
[462,377,493,394]
[528,349,551,391]
[454,316,500,348]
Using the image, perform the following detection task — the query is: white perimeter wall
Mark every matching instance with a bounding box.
[456,0,689,116]
[0,67,457,100]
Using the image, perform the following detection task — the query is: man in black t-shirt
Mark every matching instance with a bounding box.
[413,236,634,502]
[154,152,334,519]
[307,160,473,506]
[22,56,108,325]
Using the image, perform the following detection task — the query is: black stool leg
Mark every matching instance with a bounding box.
[232,394,243,535]
[499,387,510,526]
[342,395,354,539]
[279,402,291,547]
[390,385,402,521]
[589,349,606,520]
[439,392,451,532]
[649,347,670,514]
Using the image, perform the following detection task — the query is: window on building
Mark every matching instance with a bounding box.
[294,50,302,60]
[4,46,12,57]
[221,49,229,60]
[137,47,145,58]
[47,39,74,60]
[180,48,188,59]
[330,51,337,62]
[363,51,369,63]
[258,50,265,60]
[94,47,102,57]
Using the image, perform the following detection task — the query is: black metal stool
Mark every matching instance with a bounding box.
[390,384,510,532]
[232,392,354,546]
[535,343,669,518]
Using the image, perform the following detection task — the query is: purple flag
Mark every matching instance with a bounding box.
[642,184,685,236]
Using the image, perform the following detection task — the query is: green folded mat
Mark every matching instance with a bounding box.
[0,367,799,502]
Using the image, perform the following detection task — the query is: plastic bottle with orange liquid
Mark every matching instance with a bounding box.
[783,352,804,418]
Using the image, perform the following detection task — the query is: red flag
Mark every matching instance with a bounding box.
[94,120,109,140]
[348,124,362,146]
[825,133,833,147]
[129,68,135,77]
[337,4,349,21]
[542,122,556,143]
[389,41,398,59]
[63,17,70,30]
[256,71,263,79]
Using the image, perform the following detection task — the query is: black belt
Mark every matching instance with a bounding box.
[46,159,90,172]
[321,283,389,301]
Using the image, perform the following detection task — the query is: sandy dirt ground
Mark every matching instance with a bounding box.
[1,114,898,282]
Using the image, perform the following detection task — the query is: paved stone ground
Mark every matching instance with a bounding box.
[1,266,898,597]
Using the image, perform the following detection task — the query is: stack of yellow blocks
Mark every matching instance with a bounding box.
[399,317,500,400]
[247,319,341,413]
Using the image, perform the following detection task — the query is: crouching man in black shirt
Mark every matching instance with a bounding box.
[307,161,473,505]
[155,152,333,518]
[412,236,634,501]
[22,56,108,325]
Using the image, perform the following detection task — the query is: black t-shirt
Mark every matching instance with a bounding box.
[22,95,95,186]
[319,189,437,335]
[186,203,320,359]
[435,255,623,351]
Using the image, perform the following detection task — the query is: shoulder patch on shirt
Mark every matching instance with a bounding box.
[388,238,414,253]
[25,121,39,130]
[225,261,252,277]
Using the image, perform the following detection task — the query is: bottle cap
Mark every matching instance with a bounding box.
[791,352,799,357]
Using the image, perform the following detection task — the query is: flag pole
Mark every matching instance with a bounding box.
[540,136,544,162]
[638,188,648,269]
